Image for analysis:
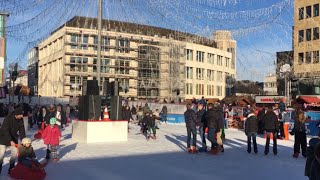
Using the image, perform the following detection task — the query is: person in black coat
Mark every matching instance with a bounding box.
[142,111,157,140]
[292,108,307,158]
[184,103,199,153]
[161,106,168,124]
[262,107,279,155]
[56,105,67,128]
[38,106,50,129]
[305,138,320,179]
[0,107,26,174]
[245,109,258,154]
[196,103,207,152]
[123,106,132,132]
[46,104,56,125]
[206,103,224,154]
[310,142,320,180]
[257,107,266,134]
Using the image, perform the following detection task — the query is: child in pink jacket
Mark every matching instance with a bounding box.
[42,118,61,161]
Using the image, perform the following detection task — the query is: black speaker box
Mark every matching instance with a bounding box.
[79,95,101,120]
[103,81,119,96]
[82,80,99,95]
[110,96,123,120]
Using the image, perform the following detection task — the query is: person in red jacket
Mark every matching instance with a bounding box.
[42,118,61,161]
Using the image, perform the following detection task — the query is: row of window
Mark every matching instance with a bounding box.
[298,51,320,64]
[185,83,223,96]
[299,4,319,20]
[264,82,276,88]
[185,49,234,68]
[69,76,129,91]
[298,28,319,42]
[185,67,226,82]
[70,34,130,53]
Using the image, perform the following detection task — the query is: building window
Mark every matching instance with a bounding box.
[299,7,304,20]
[314,51,319,63]
[217,86,222,96]
[231,58,235,69]
[299,30,304,42]
[207,70,214,81]
[207,85,214,96]
[314,27,319,40]
[306,6,312,18]
[196,68,204,80]
[185,83,193,95]
[196,51,205,62]
[314,4,319,17]
[93,36,110,51]
[306,52,312,63]
[217,71,223,82]
[298,53,304,64]
[306,29,312,41]
[217,55,223,66]
[117,39,130,53]
[115,60,130,74]
[225,57,229,67]
[185,49,193,61]
[101,59,110,73]
[207,53,214,64]
[185,67,193,79]
[196,84,204,95]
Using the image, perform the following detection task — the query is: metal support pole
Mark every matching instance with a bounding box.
[97,0,102,94]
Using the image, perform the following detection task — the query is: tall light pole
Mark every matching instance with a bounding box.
[97,0,102,94]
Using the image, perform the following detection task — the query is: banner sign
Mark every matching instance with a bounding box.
[255,96,285,104]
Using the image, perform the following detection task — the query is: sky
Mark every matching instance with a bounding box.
[2,0,294,82]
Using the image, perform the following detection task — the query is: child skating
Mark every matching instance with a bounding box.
[142,111,157,140]
[42,118,61,162]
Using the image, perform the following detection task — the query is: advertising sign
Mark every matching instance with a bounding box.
[255,96,285,104]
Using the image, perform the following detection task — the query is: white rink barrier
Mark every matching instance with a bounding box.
[72,120,128,143]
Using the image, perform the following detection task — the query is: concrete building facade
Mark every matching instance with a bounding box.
[28,47,39,95]
[37,16,236,100]
[264,74,277,95]
[294,0,320,95]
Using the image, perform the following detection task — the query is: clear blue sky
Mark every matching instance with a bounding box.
[4,0,294,81]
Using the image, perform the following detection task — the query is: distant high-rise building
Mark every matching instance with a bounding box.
[293,0,320,95]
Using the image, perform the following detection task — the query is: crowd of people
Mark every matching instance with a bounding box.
[185,99,320,179]
[0,100,319,179]
[0,103,78,175]
[121,103,168,140]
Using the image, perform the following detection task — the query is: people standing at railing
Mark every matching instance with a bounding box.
[160,105,168,124]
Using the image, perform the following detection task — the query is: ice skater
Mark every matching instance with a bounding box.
[18,138,46,169]
[184,103,199,153]
[142,111,157,140]
[245,109,258,154]
[42,118,61,162]
[292,108,307,158]
[262,107,279,155]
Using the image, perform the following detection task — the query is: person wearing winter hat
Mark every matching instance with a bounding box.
[42,118,61,161]
[18,137,43,169]
[0,107,26,174]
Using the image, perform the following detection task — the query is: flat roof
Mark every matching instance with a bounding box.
[56,16,217,48]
